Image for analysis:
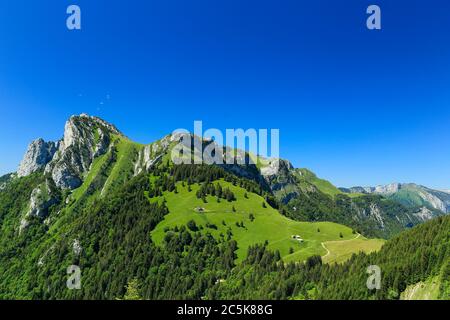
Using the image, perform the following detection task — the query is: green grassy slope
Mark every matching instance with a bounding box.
[100,136,143,196]
[295,168,363,198]
[69,136,141,201]
[322,235,385,264]
[151,180,382,263]
[400,276,441,300]
[388,188,429,208]
[51,136,142,233]
[69,153,109,201]
[296,169,342,197]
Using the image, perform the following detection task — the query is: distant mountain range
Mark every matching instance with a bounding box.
[340,183,450,214]
[0,114,448,300]
[2,115,448,239]
[1,114,447,240]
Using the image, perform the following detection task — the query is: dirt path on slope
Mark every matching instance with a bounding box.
[321,233,361,259]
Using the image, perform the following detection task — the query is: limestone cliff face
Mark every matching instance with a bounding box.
[374,183,401,194]
[414,207,434,221]
[44,114,122,189]
[260,159,298,201]
[0,173,14,191]
[16,114,124,233]
[19,178,59,233]
[17,114,123,190]
[343,183,401,195]
[17,139,59,177]
[133,134,177,176]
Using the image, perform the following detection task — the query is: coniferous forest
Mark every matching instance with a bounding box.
[2,0,450,305]
[0,161,448,300]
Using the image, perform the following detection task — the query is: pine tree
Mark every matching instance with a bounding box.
[123,279,142,300]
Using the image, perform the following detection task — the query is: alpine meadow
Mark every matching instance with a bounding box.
[0,0,450,304]
[0,114,448,300]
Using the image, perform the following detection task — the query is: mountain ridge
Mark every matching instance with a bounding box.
[3,114,446,239]
[340,183,450,214]
[0,114,448,300]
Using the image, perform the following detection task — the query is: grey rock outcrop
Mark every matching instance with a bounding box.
[72,239,82,256]
[374,183,401,194]
[17,114,123,190]
[261,159,295,194]
[0,173,15,191]
[339,186,373,194]
[134,145,163,176]
[19,178,59,233]
[414,207,434,221]
[133,134,177,176]
[45,114,122,189]
[17,139,59,177]
[341,183,401,195]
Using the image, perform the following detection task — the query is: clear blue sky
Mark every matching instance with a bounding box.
[0,0,449,189]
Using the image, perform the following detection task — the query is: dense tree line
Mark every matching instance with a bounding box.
[207,243,324,300]
[284,190,419,239]
[196,182,236,202]
[170,164,265,196]
[0,161,447,300]
[208,215,450,300]
[0,173,13,186]
[0,173,238,299]
[147,163,282,209]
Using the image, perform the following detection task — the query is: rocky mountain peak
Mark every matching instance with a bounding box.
[61,114,122,150]
[16,114,122,190]
[17,138,59,177]
[341,183,402,195]
[373,182,401,194]
[45,114,122,189]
